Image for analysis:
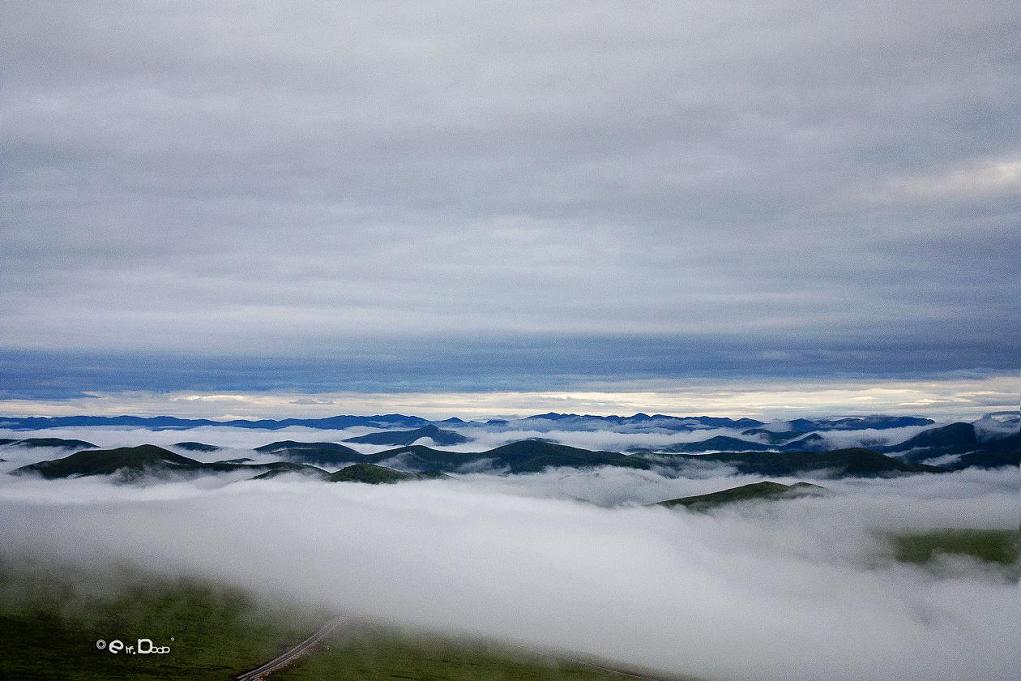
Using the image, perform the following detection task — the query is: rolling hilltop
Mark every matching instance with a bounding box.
[12,445,434,485]
[879,422,1020,469]
[657,481,828,510]
[5,410,1016,484]
[11,446,330,482]
[634,418,1017,468]
[4,412,1015,473]
[254,441,363,466]
[10,439,960,483]
[659,448,940,477]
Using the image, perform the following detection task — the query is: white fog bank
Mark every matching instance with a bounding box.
[2,466,1018,681]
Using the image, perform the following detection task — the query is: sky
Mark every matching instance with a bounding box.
[1,2,1018,416]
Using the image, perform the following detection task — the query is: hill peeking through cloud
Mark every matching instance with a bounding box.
[1,410,1018,681]
[343,424,471,446]
[657,481,828,510]
[8,431,1013,485]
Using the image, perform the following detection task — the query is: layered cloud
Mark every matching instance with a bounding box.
[1,372,1017,420]
[1,1,1018,380]
[2,463,1017,680]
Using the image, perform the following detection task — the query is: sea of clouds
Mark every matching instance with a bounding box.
[0,418,945,459]
[1,432,1018,681]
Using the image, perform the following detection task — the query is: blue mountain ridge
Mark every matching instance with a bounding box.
[0,412,777,431]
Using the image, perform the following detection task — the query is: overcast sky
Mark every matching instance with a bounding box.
[1,2,1018,407]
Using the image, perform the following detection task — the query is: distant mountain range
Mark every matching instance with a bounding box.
[877,422,1020,469]
[0,413,432,431]
[2,413,1016,472]
[10,436,990,484]
[247,439,649,474]
[660,448,940,476]
[10,445,436,485]
[0,412,936,433]
[0,437,97,449]
[10,445,318,481]
[636,419,1017,468]
[647,433,829,454]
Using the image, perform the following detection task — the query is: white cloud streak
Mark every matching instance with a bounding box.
[1,373,1016,421]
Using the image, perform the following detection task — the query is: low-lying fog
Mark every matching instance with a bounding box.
[2,434,1017,681]
[0,420,941,458]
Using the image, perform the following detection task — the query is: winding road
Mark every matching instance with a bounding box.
[236,616,347,681]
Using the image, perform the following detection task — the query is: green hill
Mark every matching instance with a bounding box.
[666,448,937,477]
[13,445,331,482]
[251,463,331,480]
[12,445,205,480]
[327,463,423,484]
[640,433,828,454]
[879,423,1019,469]
[0,560,682,681]
[883,422,977,454]
[254,441,365,466]
[327,441,919,477]
[363,440,651,474]
[947,435,1019,469]
[364,445,477,473]
[657,436,771,453]
[10,441,949,483]
[881,422,979,462]
[478,440,650,474]
[658,481,827,510]
[888,528,1019,569]
[8,444,450,484]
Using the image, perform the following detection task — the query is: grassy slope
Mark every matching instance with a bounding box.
[13,445,200,479]
[889,529,1020,567]
[487,441,650,473]
[327,462,418,483]
[0,560,315,680]
[276,628,685,681]
[1,560,681,680]
[659,481,826,510]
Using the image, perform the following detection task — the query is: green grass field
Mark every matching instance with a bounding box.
[275,628,669,681]
[0,557,318,680]
[0,557,680,680]
[888,529,1019,571]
